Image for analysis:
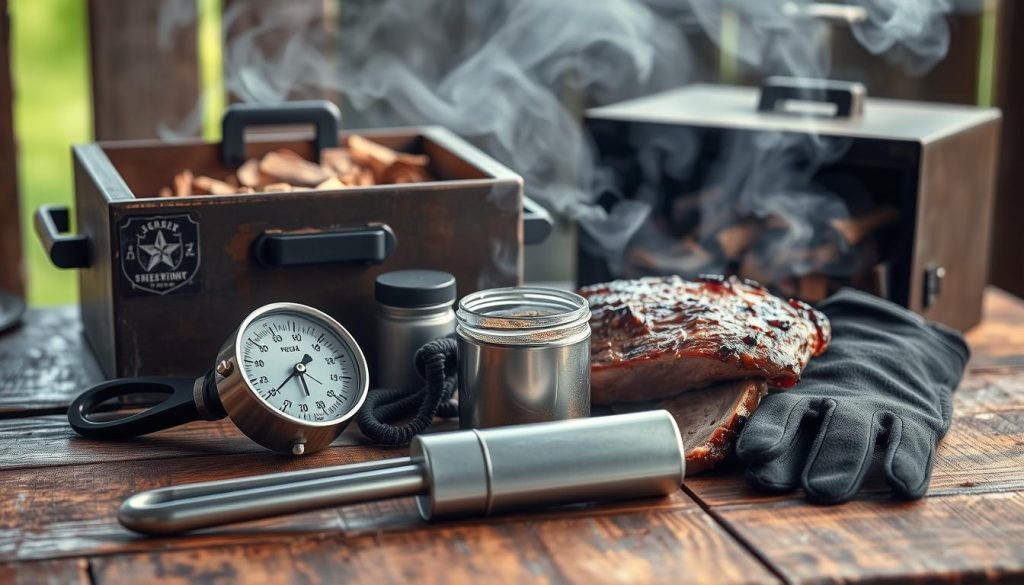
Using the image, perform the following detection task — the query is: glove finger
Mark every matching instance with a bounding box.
[745,420,817,493]
[736,394,818,462]
[882,416,937,500]
[801,403,879,504]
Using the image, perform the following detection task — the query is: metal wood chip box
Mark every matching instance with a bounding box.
[35,102,542,378]
[582,78,1001,331]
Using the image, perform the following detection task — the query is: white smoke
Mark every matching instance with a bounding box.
[152,0,956,281]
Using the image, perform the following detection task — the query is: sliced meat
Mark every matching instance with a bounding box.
[581,275,830,404]
[610,379,767,474]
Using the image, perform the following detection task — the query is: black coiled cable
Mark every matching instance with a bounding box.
[356,336,459,445]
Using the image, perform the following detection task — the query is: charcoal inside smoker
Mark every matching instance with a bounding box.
[581,275,831,404]
[627,237,719,278]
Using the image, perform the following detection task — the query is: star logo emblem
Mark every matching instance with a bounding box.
[138,230,182,271]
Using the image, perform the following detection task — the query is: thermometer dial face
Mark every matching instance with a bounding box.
[238,309,364,424]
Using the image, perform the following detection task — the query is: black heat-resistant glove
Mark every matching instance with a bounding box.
[735,288,969,504]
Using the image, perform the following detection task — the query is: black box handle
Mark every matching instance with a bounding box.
[254,224,397,267]
[221,100,341,166]
[34,205,90,269]
[757,77,866,119]
[523,196,553,246]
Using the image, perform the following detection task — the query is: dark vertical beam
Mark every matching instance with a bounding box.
[0,0,23,294]
[87,0,201,140]
[828,11,984,105]
[990,0,1024,296]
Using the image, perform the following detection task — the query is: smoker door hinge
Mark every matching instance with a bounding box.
[923,264,946,309]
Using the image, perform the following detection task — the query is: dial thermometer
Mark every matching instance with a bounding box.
[68,303,369,455]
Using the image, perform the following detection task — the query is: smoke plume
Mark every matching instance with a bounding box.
[170,0,957,284]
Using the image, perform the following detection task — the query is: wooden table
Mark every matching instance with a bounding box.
[2,289,1023,584]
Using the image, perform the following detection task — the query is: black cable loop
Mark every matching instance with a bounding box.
[356,336,459,445]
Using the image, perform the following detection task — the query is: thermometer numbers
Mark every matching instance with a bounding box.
[239,312,359,423]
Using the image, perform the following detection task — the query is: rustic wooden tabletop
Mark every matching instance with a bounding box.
[1,289,1022,584]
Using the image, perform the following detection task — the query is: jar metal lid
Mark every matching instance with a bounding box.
[456,287,591,347]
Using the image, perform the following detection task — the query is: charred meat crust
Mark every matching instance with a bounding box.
[580,275,831,404]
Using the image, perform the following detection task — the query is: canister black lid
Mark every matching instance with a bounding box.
[375,270,457,308]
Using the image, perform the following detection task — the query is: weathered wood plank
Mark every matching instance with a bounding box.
[0,0,23,295]
[0,415,389,471]
[687,403,1024,507]
[90,507,779,585]
[0,443,399,562]
[966,288,1024,369]
[714,492,1024,584]
[88,0,201,140]
[0,425,699,564]
[0,558,89,585]
[337,491,697,536]
[0,307,103,415]
[686,366,1024,507]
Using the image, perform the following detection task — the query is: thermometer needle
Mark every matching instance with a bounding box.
[305,373,323,385]
[273,372,298,394]
[299,375,311,397]
[274,355,315,395]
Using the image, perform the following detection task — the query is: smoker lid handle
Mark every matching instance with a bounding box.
[221,100,341,166]
[758,77,866,119]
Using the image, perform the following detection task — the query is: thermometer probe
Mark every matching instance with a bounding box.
[119,410,686,535]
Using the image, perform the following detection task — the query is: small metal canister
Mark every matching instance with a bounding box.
[375,270,457,390]
[456,287,591,429]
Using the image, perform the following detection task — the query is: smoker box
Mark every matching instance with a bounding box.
[35,104,530,378]
[582,79,1001,331]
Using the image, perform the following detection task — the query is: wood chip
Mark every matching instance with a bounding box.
[831,207,899,246]
[321,147,356,177]
[236,158,262,188]
[263,183,293,192]
[356,167,376,186]
[259,149,331,187]
[173,170,193,197]
[315,176,346,190]
[714,220,758,260]
[798,274,831,303]
[160,134,435,198]
[347,135,397,177]
[193,176,237,195]
[383,159,432,184]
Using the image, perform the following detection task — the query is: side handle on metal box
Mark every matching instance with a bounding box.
[523,196,554,246]
[757,77,866,119]
[221,100,341,166]
[34,205,90,269]
[254,224,397,267]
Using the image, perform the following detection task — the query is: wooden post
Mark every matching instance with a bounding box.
[828,12,985,106]
[0,0,23,294]
[990,0,1024,296]
[87,0,202,140]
